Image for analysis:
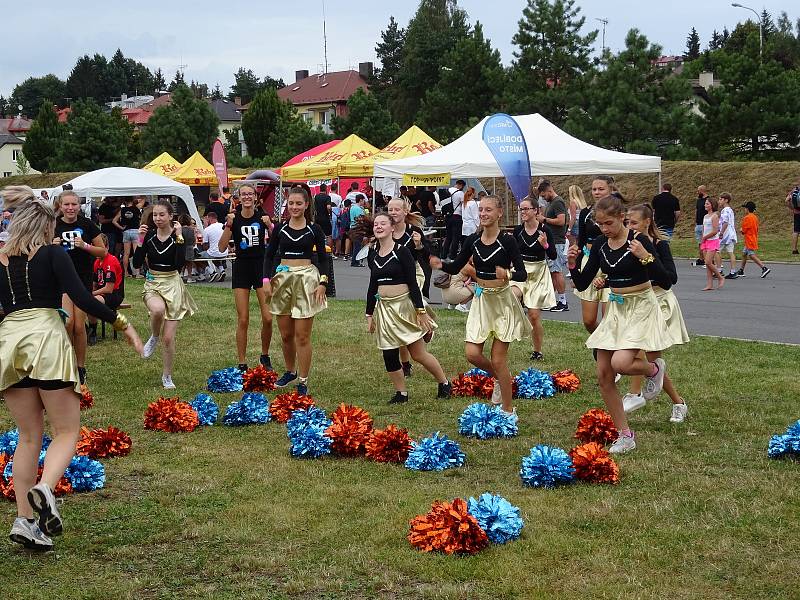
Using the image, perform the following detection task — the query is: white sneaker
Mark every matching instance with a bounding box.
[186,277,195,283]
[643,358,666,401]
[9,517,53,550]
[27,482,62,536]
[622,393,646,413]
[490,381,502,405]
[609,432,636,454]
[670,402,688,423]
[143,336,159,358]
[455,303,470,313]
[162,374,176,389]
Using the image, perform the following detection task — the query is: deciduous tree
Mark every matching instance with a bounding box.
[53,99,131,170]
[10,75,67,115]
[331,88,400,148]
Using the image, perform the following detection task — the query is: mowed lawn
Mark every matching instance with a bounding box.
[2,280,799,600]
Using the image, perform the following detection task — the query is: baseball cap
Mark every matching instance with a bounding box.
[742,201,756,211]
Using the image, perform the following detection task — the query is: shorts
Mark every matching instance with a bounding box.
[720,241,735,253]
[232,258,263,289]
[122,229,139,243]
[547,241,568,274]
[102,291,124,310]
[743,247,757,256]
[694,224,704,243]
[11,377,72,390]
[794,214,800,234]
[319,221,332,236]
[700,238,720,252]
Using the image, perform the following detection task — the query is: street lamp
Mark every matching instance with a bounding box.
[731,3,763,61]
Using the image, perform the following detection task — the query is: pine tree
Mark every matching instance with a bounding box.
[0,96,7,118]
[507,0,598,126]
[65,55,106,103]
[709,30,723,51]
[23,100,63,172]
[331,88,400,148]
[372,16,406,117]
[228,68,262,104]
[52,99,130,170]
[240,87,292,159]
[168,70,186,92]
[685,27,701,60]
[418,22,506,142]
[153,68,167,93]
[211,84,223,100]
[760,9,776,39]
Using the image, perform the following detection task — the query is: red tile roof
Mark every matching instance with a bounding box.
[0,117,32,134]
[121,107,153,125]
[277,70,368,106]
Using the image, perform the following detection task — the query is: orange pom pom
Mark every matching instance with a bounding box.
[552,369,581,393]
[451,373,494,399]
[76,425,132,459]
[242,366,278,392]
[143,397,199,433]
[569,442,620,484]
[365,424,412,463]
[80,384,94,410]
[0,453,72,501]
[575,408,618,445]
[408,498,489,555]
[269,391,315,424]
[325,403,374,456]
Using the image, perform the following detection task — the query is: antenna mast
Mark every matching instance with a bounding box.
[322,0,329,74]
[596,18,609,58]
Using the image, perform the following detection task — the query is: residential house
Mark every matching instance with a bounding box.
[0,117,33,140]
[208,98,242,140]
[0,134,40,178]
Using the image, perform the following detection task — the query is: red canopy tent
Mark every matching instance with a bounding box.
[278,140,369,197]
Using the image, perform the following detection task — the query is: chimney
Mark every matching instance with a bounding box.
[699,72,714,89]
[295,70,309,82]
[234,96,242,106]
[358,62,374,80]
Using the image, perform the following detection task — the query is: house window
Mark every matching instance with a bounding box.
[3,172,12,178]
[319,111,327,125]
[12,150,21,161]
[302,112,312,122]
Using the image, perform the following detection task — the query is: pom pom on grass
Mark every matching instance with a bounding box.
[223,393,270,426]
[551,369,581,393]
[514,368,555,399]
[65,455,106,492]
[190,393,219,426]
[519,445,575,488]
[325,404,374,456]
[268,391,315,424]
[569,442,620,484]
[144,397,200,433]
[575,408,618,445]
[466,493,524,544]
[458,403,518,439]
[408,497,489,555]
[80,384,94,410]
[287,407,332,459]
[76,426,132,459]
[365,424,412,463]
[207,367,243,393]
[451,373,495,399]
[242,366,278,392]
[405,432,465,471]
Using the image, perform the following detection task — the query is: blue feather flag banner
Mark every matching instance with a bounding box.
[482,114,531,205]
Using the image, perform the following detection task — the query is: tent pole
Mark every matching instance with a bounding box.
[658,171,662,193]
[371,178,376,214]
[492,177,496,195]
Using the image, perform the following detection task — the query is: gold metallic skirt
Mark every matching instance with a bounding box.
[511,260,556,310]
[654,287,690,345]
[373,291,436,350]
[573,253,610,303]
[143,270,197,321]
[270,264,327,319]
[466,284,532,344]
[586,287,671,352]
[415,262,426,293]
[0,308,80,394]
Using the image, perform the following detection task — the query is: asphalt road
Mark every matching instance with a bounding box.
[203,257,799,345]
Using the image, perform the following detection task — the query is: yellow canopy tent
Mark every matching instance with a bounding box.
[338,126,442,178]
[281,134,379,180]
[142,152,182,178]
[172,151,218,185]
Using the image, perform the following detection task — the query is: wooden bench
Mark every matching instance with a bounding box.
[101,302,132,340]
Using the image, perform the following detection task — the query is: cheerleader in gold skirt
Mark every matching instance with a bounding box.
[431,195,531,420]
[621,205,689,423]
[133,200,197,390]
[510,199,557,361]
[365,213,451,404]
[0,187,142,550]
[568,195,673,454]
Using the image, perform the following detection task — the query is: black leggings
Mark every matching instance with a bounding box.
[382,348,402,372]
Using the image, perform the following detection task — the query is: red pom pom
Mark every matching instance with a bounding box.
[269,391,315,424]
[365,424,413,463]
[451,373,494,399]
[408,497,489,555]
[80,384,94,410]
[76,425,132,459]
[242,366,278,392]
[569,442,620,484]
[552,369,581,393]
[575,408,618,445]
[325,404,374,456]
[1,453,73,501]
[143,396,199,433]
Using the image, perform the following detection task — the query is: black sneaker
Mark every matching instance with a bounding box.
[402,362,413,378]
[760,267,771,278]
[695,259,705,266]
[793,250,799,255]
[736,269,745,277]
[437,381,452,399]
[259,354,273,370]
[724,272,738,279]
[275,371,298,387]
[530,351,544,361]
[296,381,308,396]
[237,363,248,372]
[550,302,568,312]
[389,391,408,404]
[78,367,86,385]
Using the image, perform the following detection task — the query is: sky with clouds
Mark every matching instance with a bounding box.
[1,0,795,102]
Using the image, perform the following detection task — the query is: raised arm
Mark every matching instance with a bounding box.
[437,233,475,274]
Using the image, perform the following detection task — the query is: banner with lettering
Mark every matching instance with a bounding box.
[212,139,228,194]
[401,173,451,187]
[481,114,531,204]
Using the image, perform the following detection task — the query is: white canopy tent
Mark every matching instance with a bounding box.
[374,113,661,180]
[49,167,203,226]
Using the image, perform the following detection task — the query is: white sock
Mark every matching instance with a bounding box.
[558,293,566,304]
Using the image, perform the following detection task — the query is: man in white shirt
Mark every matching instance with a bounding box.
[442,179,465,259]
[199,212,229,282]
[329,182,343,208]
[345,182,360,203]
[718,192,739,279]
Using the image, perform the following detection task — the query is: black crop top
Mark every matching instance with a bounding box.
[442,232,527,282]
[0,245,117,322]
[232,209,269,260]
[513,224,557,262]
[365,244,424,315]
[571,230,671,291]
[393,224,430,266]
[132,232,186,272]
[263,222,329,278]
[577,207,602,249]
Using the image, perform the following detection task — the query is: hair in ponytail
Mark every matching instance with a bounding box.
[628,203,662,241]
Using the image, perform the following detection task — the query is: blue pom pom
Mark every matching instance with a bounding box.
[287,407,332,458]
[465,368,491,377]
[0,429,51,457]
[514,368,556,399]
[467,492,524,544]
[768,434,794,458]
[405,431,466,471]
[65,455,106,492]
[207,367,243,393]
[520,444,575,488]
[223,392,270,426]
[458,403,518,439]
[190,393,219,426]
[785,419,800,439]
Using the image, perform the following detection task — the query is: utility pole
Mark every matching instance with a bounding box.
[596,17,609,60]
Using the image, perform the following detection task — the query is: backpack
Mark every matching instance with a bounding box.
[338,208,351,230]
[792,187,800,209]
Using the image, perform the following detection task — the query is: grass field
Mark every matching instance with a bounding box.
[2,281,799,599]
[667,235,800,263]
